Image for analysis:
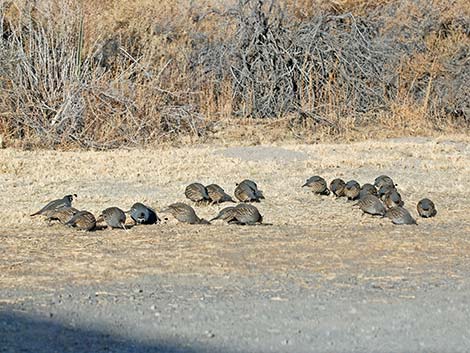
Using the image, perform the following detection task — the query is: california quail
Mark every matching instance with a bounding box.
[374,175,395,189]
[209,206,237,223]
[344,180,361,200]
[417,198,437,218]
[65,211,96,231]
[238,179,265,199]
[231,204,263,225]
[302,176,330,195]
[185,183,211,204]
[128,203,160,225]
[234,182,263,203]
[46,207,79,224]
[385,206,417,225]
[206,184,235,204]
[359,183,378,199]
[210,204,262,225]
[30,194,77,216]
[383,189,404,209]
[354,195,386,216]
[330,178,346,197]
[378,184,396,200]
[160,203,209,224]
[98,207,127,230]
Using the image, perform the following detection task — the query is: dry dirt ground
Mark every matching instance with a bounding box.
[1,135,470,352]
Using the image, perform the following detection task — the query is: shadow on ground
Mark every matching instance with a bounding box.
[0,310,223,353]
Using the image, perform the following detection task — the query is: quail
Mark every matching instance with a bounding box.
[330,178,346,197]
[385,206,417,225]
[234,182,263,203]
[98,207,127,230]
[417,198,437,218]
[210,204,262,225]
[209,206,237,223]
[206,184,235,204]
[378,184,396,200]
[344,180,361,200]
[374,175,395,189]
[302,176,330,195]
[359,183,378,199]
[65,211,96,231]
[160,203,209,224]
[238,179,265,199]
[128,202,160,225]
[30,194,77,216]
[46,207,79,224]
[185,183,211,204]
[354,195,386,216]
[383,189,404,209]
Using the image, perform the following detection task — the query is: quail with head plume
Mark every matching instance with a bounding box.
[128,203,160,225]
[30,194,77,216]
[359,183,377,199]
[354,195,386,216]
[185,183,211,204]
[330,178,346,197]
[206,184,235,204]
[374,175,395,189]
[98,207,127,230]
[344,180,361,200]
[160,203,209,224]
[65,211,96,231]
[417,198,437,218]
[383,189,404,209]
[386,206,417,225]
[302,176,330,195]
[46,207,79,224]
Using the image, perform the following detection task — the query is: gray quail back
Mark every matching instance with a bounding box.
[344,180,361,200]
[46,207,79,224]
[185,183,211,204]
[231,204,263,225]
[374,175,395,189]
[99,207,126,229]
[302,176,330,195]
[234,182,263,202]
[354,195,386,216]
[209,206,237,222]
[161,202,208,224]
[385,206,417,225]
[417,198,437,218]
[383,190,404,209]
[206,184,235,204]
[237,180,265,200]
[359,183,377,199]
[129,203,159,224]
[330,178,346,197]
[65,211,96,231]
[31,194,77,216]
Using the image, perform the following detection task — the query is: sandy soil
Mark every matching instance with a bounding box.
[1,135,469,352]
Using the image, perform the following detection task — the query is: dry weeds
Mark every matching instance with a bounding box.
[0,136,469,291]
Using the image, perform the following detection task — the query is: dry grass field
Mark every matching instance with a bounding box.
[1,135,469,294]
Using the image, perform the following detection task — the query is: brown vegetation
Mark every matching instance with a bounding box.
[0,0,468,149]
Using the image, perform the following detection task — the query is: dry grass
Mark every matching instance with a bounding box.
[0,136,469,291]
[0,0,468,149]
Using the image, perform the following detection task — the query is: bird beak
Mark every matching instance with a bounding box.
[301,182,308,187]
